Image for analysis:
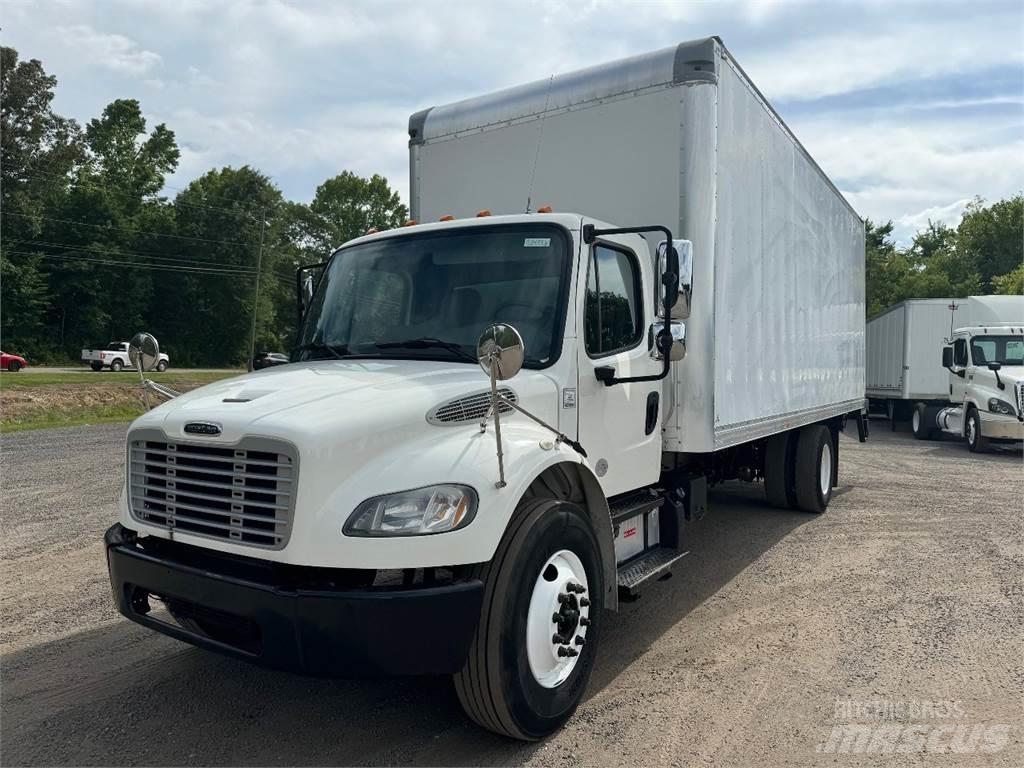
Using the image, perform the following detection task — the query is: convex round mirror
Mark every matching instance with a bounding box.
[477,324,525,381]
[129,332,160,372]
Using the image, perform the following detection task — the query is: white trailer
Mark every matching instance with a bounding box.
[105,37,865,741]
[867,296,1023,428]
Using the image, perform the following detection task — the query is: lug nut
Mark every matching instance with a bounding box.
[574,635,585,646]
[552,633,565,644]
[557,593,571,604]
[579,597,591,607]
[580,616,590,626]
[566,647,579,657]
[557,646,571,657]
[552,612,562,623]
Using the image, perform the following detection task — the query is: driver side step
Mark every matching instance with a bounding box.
[617,547,688,596]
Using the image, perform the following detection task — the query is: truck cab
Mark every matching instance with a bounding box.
[934,326,1024,451]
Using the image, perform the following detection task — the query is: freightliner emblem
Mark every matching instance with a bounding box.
[184,422,222,436]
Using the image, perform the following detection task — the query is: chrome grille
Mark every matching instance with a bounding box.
[128,430,297,550]
[427,388,517,426]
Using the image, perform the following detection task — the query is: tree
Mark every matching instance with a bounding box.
[0,47,83,355]
[296,171,407,258]
[955,195,1024,292]
[992,264,1024,296]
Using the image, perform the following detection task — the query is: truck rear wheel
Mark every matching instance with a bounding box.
[912,403,939,440]
[764,431,797,509]
[454,498,603,740]
[794,425,833,514]
[90,362,103,372]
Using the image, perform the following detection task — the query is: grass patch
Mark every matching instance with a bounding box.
[1,404,146,433]
[0,369,242,388]
[0,369,243,433]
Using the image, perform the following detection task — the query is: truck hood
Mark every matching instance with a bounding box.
[141,359,560,444]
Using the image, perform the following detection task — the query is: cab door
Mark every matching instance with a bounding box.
[950,334,970,403]
[576,235,663,496]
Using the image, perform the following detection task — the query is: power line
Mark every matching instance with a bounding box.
[8,250,261,276]
[9,237,259,269]
[3,210,254,249]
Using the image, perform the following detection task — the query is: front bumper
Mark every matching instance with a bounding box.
[105,524,484,677]
[979,412,1024,441]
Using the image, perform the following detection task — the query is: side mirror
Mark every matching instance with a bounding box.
[295,262,327,320]
[941,346,953,369]
[987,361,1002,371]
[658,239,692,319]
[650,321,686,362]
[476,324,525,381]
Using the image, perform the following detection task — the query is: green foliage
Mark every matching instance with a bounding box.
[0,45,406,367]
[865,194,1022,318]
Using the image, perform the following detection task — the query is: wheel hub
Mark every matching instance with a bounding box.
[526,550,590,688]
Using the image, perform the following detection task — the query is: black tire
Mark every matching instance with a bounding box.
[965,408,987,453]
[794,424,833,514]
[156,360,168,372]
[110,358,124,372]
[454,498,603,740]
[90,362,103,372]
[911,403,931,440]
[764,431,797,509]
[7,360,21,372]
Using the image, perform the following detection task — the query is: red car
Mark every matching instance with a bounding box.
[1,351,28,372]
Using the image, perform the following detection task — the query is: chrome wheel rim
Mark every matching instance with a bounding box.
[967,417,976,445]
[912,410,920,433]
[526,549,590,689]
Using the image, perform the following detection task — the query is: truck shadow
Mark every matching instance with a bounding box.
[2,485,808,767]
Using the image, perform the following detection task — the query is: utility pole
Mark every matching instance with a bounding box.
[247,210,266,371]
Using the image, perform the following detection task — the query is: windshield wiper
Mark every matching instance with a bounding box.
[292,341,356,361]
[373,337,477,363]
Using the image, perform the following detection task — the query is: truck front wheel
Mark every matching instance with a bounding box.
[965,409,987,453]
[454,498,603,740]
[110,358,124,372]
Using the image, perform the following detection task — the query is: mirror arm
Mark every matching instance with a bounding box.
[582,223,677,387]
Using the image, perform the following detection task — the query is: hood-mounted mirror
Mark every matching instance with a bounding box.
[129,332,180,409]
[477,323,525,381]
[476,323,586,489]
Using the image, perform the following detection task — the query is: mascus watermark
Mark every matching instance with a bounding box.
[816,700,1011,755]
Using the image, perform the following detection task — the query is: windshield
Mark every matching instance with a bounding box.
[295,224,570,367]
[970,335,1024,365]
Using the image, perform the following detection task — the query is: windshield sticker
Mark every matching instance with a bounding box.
[523,237,551,248]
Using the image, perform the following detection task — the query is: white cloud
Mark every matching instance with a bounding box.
[52,25,162,76]
[4,0,1021,238]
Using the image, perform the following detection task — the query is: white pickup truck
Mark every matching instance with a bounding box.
[82,341,169,372]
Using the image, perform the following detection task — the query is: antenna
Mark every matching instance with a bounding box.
[948,300,960,339]
[525,74,555,214]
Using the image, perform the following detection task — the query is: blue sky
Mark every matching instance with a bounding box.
[5,0,1023,244]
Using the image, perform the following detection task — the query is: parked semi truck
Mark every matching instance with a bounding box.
[866,296,1024,436]
[105,37,866,740]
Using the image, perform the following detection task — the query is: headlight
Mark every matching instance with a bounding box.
[344,484,478,537]
[988,397,1016,416]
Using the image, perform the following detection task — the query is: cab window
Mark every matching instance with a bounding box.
[953,338,968,367]
[584,244,643,357]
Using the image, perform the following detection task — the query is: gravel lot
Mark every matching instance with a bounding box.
[2,422,1021,766]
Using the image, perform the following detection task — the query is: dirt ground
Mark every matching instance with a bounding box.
[1,422,1021,766]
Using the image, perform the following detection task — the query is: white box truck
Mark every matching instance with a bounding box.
[105,37,865,740]
[866,296,1023,433]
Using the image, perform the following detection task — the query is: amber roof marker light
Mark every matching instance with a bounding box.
[403,219,419,227]
[476,209,492,218]
[439,215,455,221]
[537,205,553,213]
